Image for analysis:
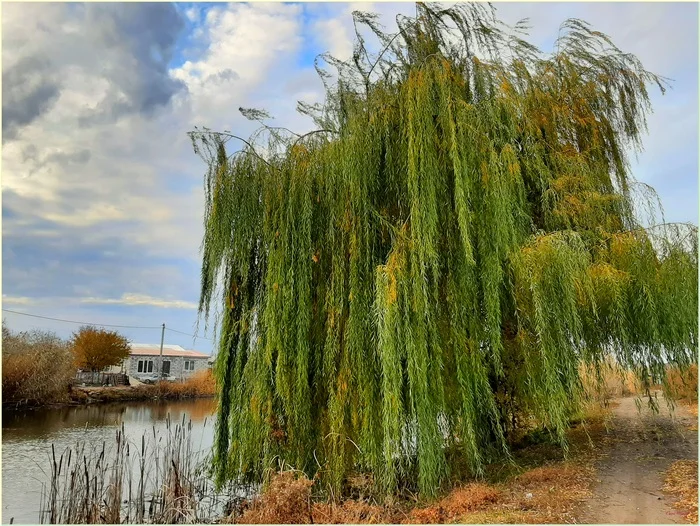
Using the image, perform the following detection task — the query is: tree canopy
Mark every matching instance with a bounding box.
[189,3,698,498]
[70,326,131,372]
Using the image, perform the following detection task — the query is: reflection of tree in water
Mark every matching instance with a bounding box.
[121,399,216,424]
[3,399,215,442]
[3,404,128,439]
[182,398,217,423]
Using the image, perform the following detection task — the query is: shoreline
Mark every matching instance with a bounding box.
[2,384,217,412]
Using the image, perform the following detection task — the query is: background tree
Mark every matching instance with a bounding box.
[190,3,698,498]
[70,326,131,372]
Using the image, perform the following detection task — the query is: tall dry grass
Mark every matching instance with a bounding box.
[580,357,698,416]
[579,357,641,403]
[153,369,216,398]
[2,324,76,407]
[40,415,250,524]
[663,364,698,403]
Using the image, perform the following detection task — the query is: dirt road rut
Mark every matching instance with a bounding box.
[580,395,697,524]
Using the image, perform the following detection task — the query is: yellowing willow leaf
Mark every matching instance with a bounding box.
[189,3,698,499]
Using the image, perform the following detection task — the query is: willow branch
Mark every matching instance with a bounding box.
[191,131,274,169]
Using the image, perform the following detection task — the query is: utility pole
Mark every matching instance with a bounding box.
[159,323,165,377]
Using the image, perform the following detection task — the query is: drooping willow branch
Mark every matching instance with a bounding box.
[190,2,698,500]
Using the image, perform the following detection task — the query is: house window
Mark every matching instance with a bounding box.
[137,360,154,373]
[162,360,171,375]
[184,360,195,371]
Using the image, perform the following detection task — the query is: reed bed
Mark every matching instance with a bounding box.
[39,415,254,524]
[152,370,216,398]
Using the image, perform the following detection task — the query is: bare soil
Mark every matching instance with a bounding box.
[579,394,698,524]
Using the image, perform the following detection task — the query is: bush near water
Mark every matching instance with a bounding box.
[2,323,76,406]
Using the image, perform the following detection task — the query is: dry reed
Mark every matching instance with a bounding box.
[39,415,248,524]
[152,370,216,398]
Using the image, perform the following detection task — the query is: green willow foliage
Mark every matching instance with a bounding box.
[189,3,698,498]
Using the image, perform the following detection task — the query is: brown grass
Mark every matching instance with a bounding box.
[2,326,76,406]
[663,460,698,524]
[70,370,216,405]
[154,369,216,397]
[312,499,398,524]
[579,358,641,402]
[229,472,401,524]
[234,471,315,524]
[405,483,500,523]
[664,365,698,403]
[230,462,596,525]
[225,406,611,524]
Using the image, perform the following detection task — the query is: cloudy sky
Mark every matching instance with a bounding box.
[2,2,698,356]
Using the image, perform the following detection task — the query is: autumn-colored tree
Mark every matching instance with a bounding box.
[70,326,131,372]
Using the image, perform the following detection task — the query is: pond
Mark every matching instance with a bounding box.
[2,398,217,524]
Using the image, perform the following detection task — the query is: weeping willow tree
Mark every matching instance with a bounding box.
[189,3,698,498]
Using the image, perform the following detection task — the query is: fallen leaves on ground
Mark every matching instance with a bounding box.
[664,460,698,524]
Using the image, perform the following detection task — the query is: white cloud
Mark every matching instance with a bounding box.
[2,295,38,307]
[314,17,354,60]
[1,2,323,318]
[2,293,196,310]
[185,7,199,24]
[172,3,304,128]
[81,293,198,310]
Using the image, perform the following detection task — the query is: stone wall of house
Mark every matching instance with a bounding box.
[127,355,209,380]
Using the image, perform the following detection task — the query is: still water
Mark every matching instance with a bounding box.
[2,398,217,524]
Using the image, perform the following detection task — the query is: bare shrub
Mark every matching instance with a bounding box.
[236,471,314,524]
[2,323,76,406]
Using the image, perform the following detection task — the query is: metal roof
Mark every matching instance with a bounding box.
[129,343,210,359]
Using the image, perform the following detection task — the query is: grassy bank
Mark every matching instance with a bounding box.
[2,322,217,410]
[69,370,216,406]
[2,318,216,409]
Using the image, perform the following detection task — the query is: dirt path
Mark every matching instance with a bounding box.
[580,395,698,524]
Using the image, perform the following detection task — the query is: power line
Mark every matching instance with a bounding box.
[1,309,162,329]
[2,308,215,341]
[166,327,213,341]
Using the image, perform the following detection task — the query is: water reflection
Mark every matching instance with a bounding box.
[2,398,217,524]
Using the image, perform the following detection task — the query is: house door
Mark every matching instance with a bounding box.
[162,361,171,375]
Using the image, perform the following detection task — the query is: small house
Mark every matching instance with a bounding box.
[126,344,210,381]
